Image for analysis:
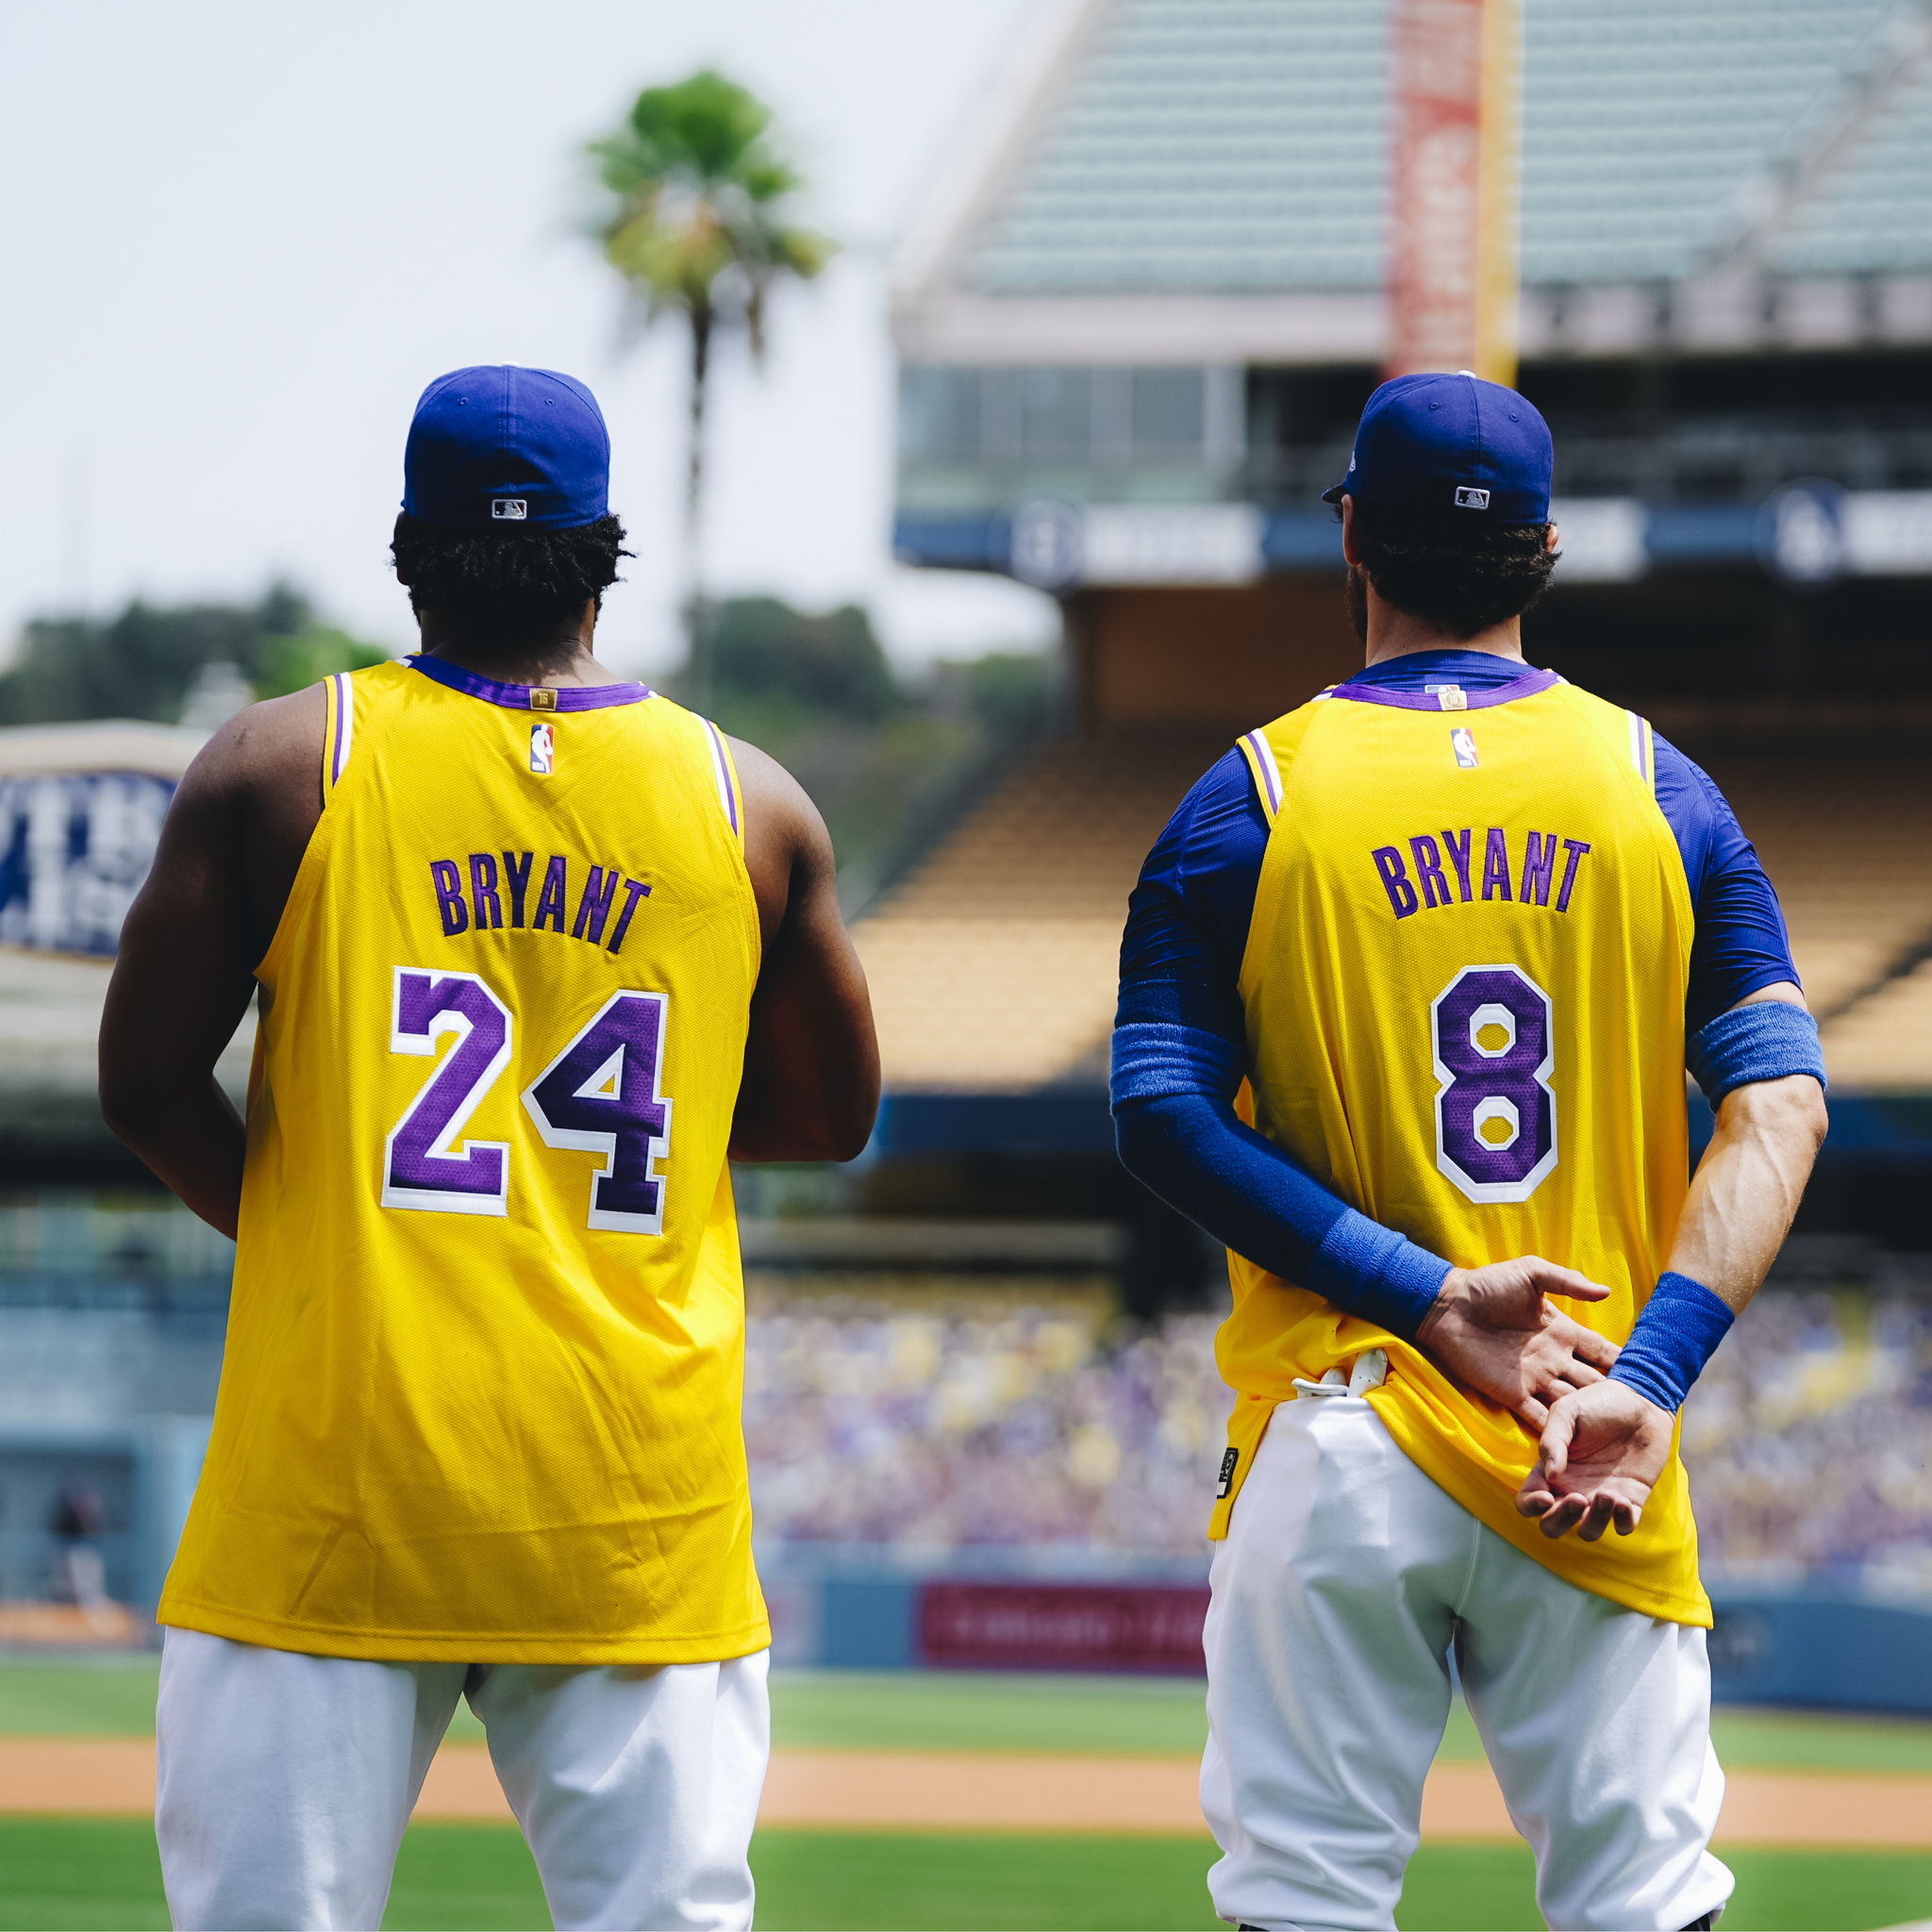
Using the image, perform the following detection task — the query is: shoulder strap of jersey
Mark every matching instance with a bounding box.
[1624,708,1657,797]
[1235,693,1339,826]
[322,671,358,801]
[1236,727,1285,824]
[699,716,745,848]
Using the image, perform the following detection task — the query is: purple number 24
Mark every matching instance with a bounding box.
[381,969,672,1232]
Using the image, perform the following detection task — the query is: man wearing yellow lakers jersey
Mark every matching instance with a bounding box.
[99,365,878,1930]
[1113,375,1827,1931]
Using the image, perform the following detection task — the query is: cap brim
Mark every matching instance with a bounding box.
[1321,484,1346,504]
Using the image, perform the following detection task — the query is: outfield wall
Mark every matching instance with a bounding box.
[761,1557,1932,1717]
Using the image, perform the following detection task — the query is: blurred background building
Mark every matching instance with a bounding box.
[2,0,1930,1688]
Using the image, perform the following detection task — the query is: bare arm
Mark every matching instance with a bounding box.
[98,689,325,1237]
[1518,984,1827,1540]
[728,737,880,1162]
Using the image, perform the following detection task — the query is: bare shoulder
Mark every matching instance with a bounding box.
[724,733,835,944]
[726,734,832,865]
[177,685,326,810]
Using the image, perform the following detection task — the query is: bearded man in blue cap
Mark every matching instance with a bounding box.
[101,367,880,1931]
[1111,373,1828,1930]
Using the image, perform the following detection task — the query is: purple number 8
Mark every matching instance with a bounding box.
[1430,965,1557,1204]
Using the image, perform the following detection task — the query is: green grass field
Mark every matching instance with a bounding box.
[2,1658,1929,1929]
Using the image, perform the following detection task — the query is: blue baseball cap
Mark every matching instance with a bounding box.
[403,365,610,530]
[1324,372,1552,525]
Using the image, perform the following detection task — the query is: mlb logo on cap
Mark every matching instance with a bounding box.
[492,498,528,521]
[1324,372,1552,525]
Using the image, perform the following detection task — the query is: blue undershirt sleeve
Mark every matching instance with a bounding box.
[1653,733,1804,1038]
[1112,755,1452,1341]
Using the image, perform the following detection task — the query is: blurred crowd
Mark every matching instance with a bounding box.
[744,1278,1932,1587]
[744,1284,1226,1554]
[1684,1289,1932,1594]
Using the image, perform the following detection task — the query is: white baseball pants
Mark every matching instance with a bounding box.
[155,1627,770,1932]
[1201,1395,1732,1932]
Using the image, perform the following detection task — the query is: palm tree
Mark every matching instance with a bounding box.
[591,70,833,708]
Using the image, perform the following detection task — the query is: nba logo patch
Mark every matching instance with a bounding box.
[1451,727,1478,769]
[529,723,555,775]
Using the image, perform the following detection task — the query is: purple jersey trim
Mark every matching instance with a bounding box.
[1241,729,1283,812]
[1328,665,1560,711]
[702,718,741,834]
[328,673,349,787]
[406,654,652,711]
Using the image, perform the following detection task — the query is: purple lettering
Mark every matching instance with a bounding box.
[1373,846,1420,919]
[1481,827,1512,902]
[607,878,652,955]
[1555,838,1592,913]
[533,857,569,933]
[573,865,619,943]
[502,850,534,928]
[1408,834,1450,910]
[469,853,503,930]
[430,859,468,937]
[1440,828,1474,903]
[1520,830,1557,908]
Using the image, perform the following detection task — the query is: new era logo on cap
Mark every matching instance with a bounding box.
[1454,487,1491,509]
[492,498,528,521]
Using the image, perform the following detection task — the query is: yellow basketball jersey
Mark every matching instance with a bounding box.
[1210,668,1708,1626]
[159,658,770,1663]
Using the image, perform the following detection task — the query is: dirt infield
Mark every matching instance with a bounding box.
[0,1739,1926,1847]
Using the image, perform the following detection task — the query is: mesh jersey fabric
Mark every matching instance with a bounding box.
[158,659,769,1663]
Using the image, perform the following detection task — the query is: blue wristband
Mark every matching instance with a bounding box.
[1307,1212,1452,1341]
[1607,1272,1734,1413]
[1687,1000,1826,1109]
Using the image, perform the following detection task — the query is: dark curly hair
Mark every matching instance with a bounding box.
[391,512,632,647]
[1344,498,1557,640]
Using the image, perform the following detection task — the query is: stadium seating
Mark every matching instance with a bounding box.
[852,732,1227,1089]
[968,0,1911,297]
[1776,58,1932,278]
[852,735,1932,1093]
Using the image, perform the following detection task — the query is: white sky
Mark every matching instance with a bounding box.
[0,0,1058,680]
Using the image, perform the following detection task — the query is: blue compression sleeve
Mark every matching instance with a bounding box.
[1686,999,1827,1109]
[1607,1272,1735,1413]
[1112,1017,1452,1339]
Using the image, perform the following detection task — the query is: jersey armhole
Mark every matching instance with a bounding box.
[323,672,358,801]
[1236,729,1284,824]
[700,718,744,847]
